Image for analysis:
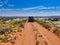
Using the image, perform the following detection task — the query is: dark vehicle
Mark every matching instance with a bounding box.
[28,16,34,22]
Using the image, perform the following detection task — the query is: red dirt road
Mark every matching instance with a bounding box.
[22,22,36,45]
[33,22,60,45]
[14,22,60,45]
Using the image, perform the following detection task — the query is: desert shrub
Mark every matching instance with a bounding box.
[20,22,24,28]
[0,30,6,34]
[12,30,17,33]
[48,18,59,21]
[0,28,12,35]
[0,18,11,24]
[35,19,51,30]
[10,20,21,25]
[10,19,26,28]
[12,29,22,33]
[17,30,22,32]
[53,29,60,36]
[19,19,26,28]
[2,35,11,42]
[42,23,51,30]
[0,35,11,42]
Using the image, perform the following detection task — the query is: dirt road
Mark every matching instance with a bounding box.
[33,22,60,45]
[14,22,60,45]
[22,22,36,45]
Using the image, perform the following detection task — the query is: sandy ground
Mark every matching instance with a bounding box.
[22,22,36,45]
[33,22,60,45]
[1,22,60,45]
[14,22,60,45]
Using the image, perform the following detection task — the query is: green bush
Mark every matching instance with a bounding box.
[10,19,26,28]
[20,22,24,28]
[10,21,21,25]
[0,28,12,35]
[0,30,5,34]
[12,29,22,33]
[2,35,11,42]
[42,23,51,29]
[19,19,26,28]
[17,30,22,32]
[0,35,11,42]
[35,19,51,30]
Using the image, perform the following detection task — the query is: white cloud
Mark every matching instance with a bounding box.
[22,6,60,11]
[0,6,60,16]
[0,0,9,7]
[8,4,14,7]
[0,6,60,11]
[0,0,14,8]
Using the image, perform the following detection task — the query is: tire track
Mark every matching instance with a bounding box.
[30,23,51,45]
[32,22,60,45]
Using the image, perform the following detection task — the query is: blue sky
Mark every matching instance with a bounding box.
[0,0,60,16]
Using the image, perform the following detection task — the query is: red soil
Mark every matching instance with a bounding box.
[1,22,60,45]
